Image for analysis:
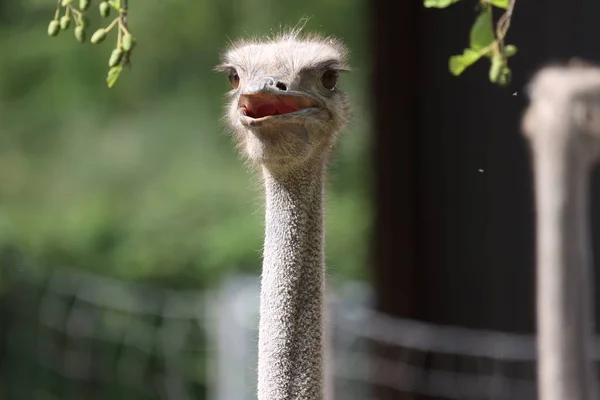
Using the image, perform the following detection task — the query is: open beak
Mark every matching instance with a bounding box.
[238,93,319,120]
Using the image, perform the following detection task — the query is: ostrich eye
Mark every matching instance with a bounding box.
[228,69,240,89]
[321,70,338,90]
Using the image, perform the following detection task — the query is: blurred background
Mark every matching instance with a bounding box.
[1,0,600,399]
[0,0,371,284]
[0,0,373,399]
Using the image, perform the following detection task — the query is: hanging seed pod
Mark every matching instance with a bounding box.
[78,14,89,28]
[503,45,517,58]
[108,48,123,68]
[74,26,86,43]
[91,29,107,44]
[99,2,111,18]
[60,15,71,30]
[48,20,60,37]
[489,54,501,82]
[79,0,90,11]
[122,34,135,52]
[497,67,512,87]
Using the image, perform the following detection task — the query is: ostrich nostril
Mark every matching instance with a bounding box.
[275,81,288,91]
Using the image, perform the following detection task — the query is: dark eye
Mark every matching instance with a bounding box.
[228,69,240,89]
[321,70,338,90]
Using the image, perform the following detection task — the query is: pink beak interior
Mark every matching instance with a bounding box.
[239,94,318,119]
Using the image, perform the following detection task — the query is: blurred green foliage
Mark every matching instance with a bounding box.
[0,0,372,288]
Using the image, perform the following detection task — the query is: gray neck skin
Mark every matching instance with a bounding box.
[257,161,326,400]
[534,136,598,400]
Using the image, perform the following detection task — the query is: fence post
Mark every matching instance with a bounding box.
[522,63,600,400]
[208,274,260,400]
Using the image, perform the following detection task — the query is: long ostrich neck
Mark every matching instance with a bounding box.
[533,135,598,400]
[258,159,327,400]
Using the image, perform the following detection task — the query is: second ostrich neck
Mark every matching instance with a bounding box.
[258,160,326,400]
[535,137,598,400]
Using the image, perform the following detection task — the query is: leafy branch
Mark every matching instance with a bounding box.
[424,0,517,86]
[47,0,136,88]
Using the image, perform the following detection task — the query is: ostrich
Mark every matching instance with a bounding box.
[523,64,600,400]
[216,30,350,400]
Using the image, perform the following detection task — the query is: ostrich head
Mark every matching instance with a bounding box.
[216,31,351,170]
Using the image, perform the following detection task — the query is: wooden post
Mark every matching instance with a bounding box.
[522,64,600,400]
[369,0,421,398]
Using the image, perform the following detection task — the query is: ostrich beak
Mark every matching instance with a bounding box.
[238,93,319,119]
[238,76,321,123]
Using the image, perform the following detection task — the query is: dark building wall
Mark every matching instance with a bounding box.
[370,0,600,398]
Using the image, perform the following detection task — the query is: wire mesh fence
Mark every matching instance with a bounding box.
[0,264,576,400]
[216,275,540,400]
[1,265,210,400]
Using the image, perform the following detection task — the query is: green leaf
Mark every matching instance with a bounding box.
[488,0,509,9]
[61,0,73,5]
[423,0,460,8]
[108,0,121,10]
[449,49,482,76]
[106,65,123,88]
[470,9,495,51]
[503,44,517,57]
